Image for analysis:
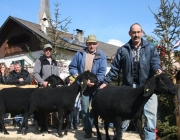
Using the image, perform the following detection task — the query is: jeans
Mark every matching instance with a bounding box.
[4,113,11,124]
[81,87,96,134]
[109,123,114,128]
[114,84,158,140]
[15,114,24,125]
[71,107,79,129]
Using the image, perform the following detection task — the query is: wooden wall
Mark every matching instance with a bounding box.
[0,22,41,58]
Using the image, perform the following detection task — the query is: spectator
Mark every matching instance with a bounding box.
[0,62,9,84]
[9,63,14,72]
[33,43,59,132]
[69,34,107,138]
[33,43,59,87]
[0,62,11,126]
[6,61,31,85]
[6,60,31,127]
[100,23,162,140]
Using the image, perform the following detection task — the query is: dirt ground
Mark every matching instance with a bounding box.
[0,125,141,140]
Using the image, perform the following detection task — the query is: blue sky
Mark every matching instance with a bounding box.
[0,0,178,46]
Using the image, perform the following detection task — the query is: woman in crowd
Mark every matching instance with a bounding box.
[0,62,11,126]
[0,62,9,84]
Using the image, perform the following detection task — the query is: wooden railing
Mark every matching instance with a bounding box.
[0,84,38,90]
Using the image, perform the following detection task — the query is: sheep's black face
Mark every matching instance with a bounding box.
[45,74,64,87]
[78,70,98,93]
[155,73,176,96]
[88,73,98,86]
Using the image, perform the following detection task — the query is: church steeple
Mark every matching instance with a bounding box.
[38,0,51,26]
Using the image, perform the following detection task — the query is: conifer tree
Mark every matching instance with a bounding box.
[145,0,180,139]
[39,3,71,74]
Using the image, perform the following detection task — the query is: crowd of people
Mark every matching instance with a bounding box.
[0,23,162,140]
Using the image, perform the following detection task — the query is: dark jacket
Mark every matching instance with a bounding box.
[69,48,107,83]
[104,39,161,86]
[33,55,59,85]
[6,69,31,85]
[0,75,7,84]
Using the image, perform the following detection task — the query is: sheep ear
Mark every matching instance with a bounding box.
[80,79,87,95]
[143,76,156,97]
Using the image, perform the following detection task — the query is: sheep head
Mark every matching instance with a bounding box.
[76,70,98,94]
[45,74,64,87]
[144,73,176,97]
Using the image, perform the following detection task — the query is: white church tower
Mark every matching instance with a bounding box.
[38,0,51,33]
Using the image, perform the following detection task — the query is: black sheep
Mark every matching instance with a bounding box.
[92,73,177,140]
[0,74,64,135]
[23,70,98,137]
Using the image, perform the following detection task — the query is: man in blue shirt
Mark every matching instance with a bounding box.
[100,23,162,140]
[69,35,107,138]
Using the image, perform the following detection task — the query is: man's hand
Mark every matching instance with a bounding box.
[99,83,107,89]
[43,81,48,88]
[1,70,4,76]
[156,69,162,75]
[87,79,95,87]
[19,78,24,82]
[74,74,78,78]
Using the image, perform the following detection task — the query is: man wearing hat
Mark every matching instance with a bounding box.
[69,35,107,138]
[33,43,59,88]
[33,43,60,132]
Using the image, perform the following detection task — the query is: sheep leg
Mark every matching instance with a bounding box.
[23,107,37,135]
[104,121,111,140]
[57,108,64,137]
[134,118,145,140]
[34,118,41,134]
[17,122,23,134]
[33,111,41,134]
[42,112,50,134]
[22,113,30,135]
[93,113,102,140]
[0,123,3,133]
[114,116,122,140]
[39,112,49,133]
[0,114,9,134]
[64,110,72,135]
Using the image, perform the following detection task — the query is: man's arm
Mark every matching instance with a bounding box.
[6,73,19,84]
[22,71,32,84]
[150,44,162,74]
[69,52,80,77]
[100,48,122,89]
[33,59,44,85]
[95,51,107,83]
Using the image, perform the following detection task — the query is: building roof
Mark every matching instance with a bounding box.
[0,16,119,59]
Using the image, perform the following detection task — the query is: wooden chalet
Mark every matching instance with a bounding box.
[0,16,119,60]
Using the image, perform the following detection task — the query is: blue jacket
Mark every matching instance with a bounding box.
[69,48,107,83]
[104,39,161,86]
